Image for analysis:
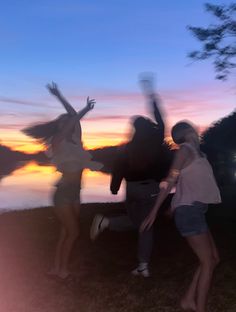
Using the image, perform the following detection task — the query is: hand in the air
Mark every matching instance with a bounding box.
[139,73,155,97]
[86,96,95,110]
[46,81,61,97]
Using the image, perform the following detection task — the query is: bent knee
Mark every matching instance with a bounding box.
[200,255,218,270]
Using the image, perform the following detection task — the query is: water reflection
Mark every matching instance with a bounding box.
[0,161,125,211]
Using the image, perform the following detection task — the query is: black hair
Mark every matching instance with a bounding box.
[171,121,193,144]
[127,116,162,171]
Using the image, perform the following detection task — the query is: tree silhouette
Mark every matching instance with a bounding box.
[201,111,236,185]
[188,2,236,80]
[202,111,236,151]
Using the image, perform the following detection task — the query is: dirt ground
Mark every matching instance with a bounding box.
[0,203,235,312]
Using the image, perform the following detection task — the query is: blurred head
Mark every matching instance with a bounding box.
[132,116,148,130]
[171,121,198,145]
[130,116,155,142]
[126,115,162,171]
[56,114,71,130]
[22,113,71,142]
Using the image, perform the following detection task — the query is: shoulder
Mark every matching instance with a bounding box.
[177,144,192,157]
[172,145,191,169]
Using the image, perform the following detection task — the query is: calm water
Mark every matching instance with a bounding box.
[0,162,125,212]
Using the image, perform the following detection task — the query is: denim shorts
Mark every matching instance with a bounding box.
[174,202,208,237]
[53,180,81,207]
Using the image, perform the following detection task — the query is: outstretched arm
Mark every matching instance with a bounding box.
[76,96,95,119]
[150,94,165,142]
[51,97,95,149]
[110,150,126,194]
[140,146,188,232]
[46,82,77,116]
[140,77,165,142]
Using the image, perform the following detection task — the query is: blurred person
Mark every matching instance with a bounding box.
[141,121,221,312]
[90,77,171,277]
[23,84,102,280]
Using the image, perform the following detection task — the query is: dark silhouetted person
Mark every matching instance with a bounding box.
[90,79,169,277]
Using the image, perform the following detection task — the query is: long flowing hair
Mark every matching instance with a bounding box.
[22,114,70,144]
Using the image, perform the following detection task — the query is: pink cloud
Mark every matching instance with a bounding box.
[1,82,235,152]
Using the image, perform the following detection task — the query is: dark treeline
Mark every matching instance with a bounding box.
[1,110,236,188]
[0,112,236,186]
[201,110,236,186]
[0,144,48,180]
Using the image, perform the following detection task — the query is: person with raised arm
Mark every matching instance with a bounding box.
[90,76,170,278]
[47,81,77,116]
[23,87,102,280]
[141,121,221,312]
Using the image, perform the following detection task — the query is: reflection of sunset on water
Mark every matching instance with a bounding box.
[0,162,125,211]
[15,162,56,175]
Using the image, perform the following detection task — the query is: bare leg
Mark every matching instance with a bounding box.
[73,197,81,219]
[58,207,79,278]
[180,267,200,311]
[52,204,79,279]
[49,227,66,275]
[181,231,219,311]
[208,231,220,266]
[184,231,216,312]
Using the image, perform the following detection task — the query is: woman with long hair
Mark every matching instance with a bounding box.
[90,78,170,277]
[23,84,102,280]
[141,121,221,312]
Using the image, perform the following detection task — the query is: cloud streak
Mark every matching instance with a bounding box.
[1,82,235,152]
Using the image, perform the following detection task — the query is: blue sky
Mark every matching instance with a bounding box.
[0,0,235,152]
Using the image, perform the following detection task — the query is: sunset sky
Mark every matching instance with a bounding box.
[0,0,235,153]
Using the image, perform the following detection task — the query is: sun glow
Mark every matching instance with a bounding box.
[14,161,56,175]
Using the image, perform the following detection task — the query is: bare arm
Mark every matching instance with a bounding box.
[140,146,189,232]
[46,82,77,116]
[51,97,95,149]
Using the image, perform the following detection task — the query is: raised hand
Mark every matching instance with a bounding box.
[86,96,96,110]
[46,81,61,97]
[139,72,155,97]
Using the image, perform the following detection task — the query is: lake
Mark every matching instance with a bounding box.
[0,161,125,212]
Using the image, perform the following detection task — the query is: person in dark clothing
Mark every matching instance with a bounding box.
[90,80,169,277]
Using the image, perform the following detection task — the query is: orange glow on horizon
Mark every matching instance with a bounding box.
[1,115,209,154]
[10,143,45,154]
[14,161,56,175]
[5,135,127,154]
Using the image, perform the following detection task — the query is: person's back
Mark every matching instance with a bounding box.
[110,117,171,194]
[91,83,170,278]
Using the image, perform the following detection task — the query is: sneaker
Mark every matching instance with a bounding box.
[131,267,150,278]
[90,214,106,241]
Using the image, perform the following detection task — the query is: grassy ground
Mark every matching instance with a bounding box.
[0,203,235,312]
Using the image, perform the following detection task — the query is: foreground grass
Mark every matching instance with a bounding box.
[0,203,235,312]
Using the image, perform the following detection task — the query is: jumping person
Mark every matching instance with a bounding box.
[90,78,169,277]
[141,121,221,312]
[23,85,102,280]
